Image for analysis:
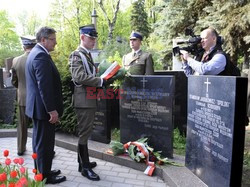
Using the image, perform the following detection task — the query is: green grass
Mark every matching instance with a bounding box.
[173,128,186,155]
[0,119,16,129]
[0,123,16,129]
[242,152,250,186]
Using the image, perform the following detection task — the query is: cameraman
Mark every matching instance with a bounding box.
[181,27,227,76]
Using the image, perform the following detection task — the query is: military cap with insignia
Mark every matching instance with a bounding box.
[130,31,143,41]
[79,24,98,38]
[20,36,37,46]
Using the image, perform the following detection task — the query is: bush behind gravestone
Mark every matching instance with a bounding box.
[58,71,77,135]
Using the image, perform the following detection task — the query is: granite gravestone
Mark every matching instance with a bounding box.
[185,76,247,187]
[0,88,16,124]
[90,88,119,143]
[155,70,187,135]
[120,75,175,157]
[5,57,14,76]
[0,68,4,89]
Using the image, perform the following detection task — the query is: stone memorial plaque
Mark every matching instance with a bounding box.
[155,70,187,135]
[90,88,119,144]
[0,88,16,124]
[0,68,4,89]
[120,75,175,157]
[185,76,247,187]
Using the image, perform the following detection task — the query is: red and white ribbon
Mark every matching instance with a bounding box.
[123,141,156,176]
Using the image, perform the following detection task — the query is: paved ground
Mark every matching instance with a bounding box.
[0,137,167,187]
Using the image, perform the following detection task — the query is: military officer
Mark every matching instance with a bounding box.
[11,36,36,156]
[122,31,154,75]
[69,24,107,181]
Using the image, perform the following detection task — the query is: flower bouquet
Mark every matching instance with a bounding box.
[109,138,183,176]
[0,150,45,187]
[97,60,127,87]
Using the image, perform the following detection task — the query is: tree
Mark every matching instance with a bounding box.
[0,10,22,66]
[130,0,151,39]
[145,0,159,24]
[196,0,250,66]
[96,0,121,44]
[17,11,42,36]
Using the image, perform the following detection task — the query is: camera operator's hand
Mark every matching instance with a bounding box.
[180,50,190,61]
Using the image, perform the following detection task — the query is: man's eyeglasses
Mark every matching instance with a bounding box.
[46,37,56,41]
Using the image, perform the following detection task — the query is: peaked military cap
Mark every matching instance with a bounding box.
[130,31,143,41]
[20,36,36,46]
[79,24,98,38]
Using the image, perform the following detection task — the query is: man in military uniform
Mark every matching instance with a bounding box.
[69,24,106,181]
[122,31,154,75]
[11,36,36,156]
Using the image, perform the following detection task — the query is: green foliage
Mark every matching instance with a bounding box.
[173,128,186,155]
[130,0,151,39]
[57,70,78,135]
[243,151,250,186]
[111,128,120,142]
[0,10,22,66]
[0,123,15,129]
[107,51,122,65]
[244,152,250,167]
[97,38,130,63]
[17,11,42,36]
[109,140,125,156]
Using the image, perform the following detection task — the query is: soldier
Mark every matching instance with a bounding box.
[69,24,107,181]
[122,31,154,75]
[11,36,36,156]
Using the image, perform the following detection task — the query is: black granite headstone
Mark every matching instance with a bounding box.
[120,75,175,157]
[155,70,187,135]
[90,88,119,143]
[0,68,4,89]
[185,76,247,187]
[0,88,16,124]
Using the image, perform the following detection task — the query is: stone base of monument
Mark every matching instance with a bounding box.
[0,129,207,187]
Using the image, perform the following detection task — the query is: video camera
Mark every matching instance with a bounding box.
[173,28,203,56]
[173,28,224,57]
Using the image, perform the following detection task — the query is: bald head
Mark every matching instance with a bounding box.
[200,28,218,51]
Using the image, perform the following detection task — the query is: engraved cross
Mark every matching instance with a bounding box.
[140,77,148,89]
[204,78,211,93]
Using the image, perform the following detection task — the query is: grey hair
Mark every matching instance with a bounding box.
[36,26,56,42]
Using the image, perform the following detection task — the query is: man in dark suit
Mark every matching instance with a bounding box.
[25,26,66,184]
[11,36,36,156]
[69,24,106,181]
[122,31,154,75]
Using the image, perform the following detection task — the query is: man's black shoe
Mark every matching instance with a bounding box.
[49,169,61,176]
[45,175,66,184]
[17,152,24,156]
[81,168,100,181]
[90,162,97,168]
[78,162,97,172]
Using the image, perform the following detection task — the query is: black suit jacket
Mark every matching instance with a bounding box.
[25,44,63,120]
